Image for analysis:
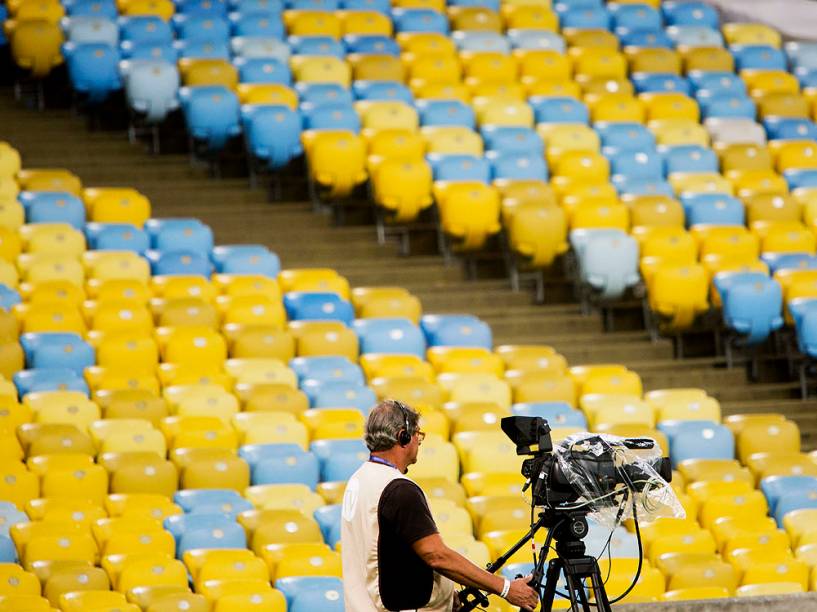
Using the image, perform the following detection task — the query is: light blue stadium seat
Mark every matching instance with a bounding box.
[0,536,17,562]
[63,42,122,103]
[506,28,565,52]
[451,31,510,54]
[13,368,90,398]
[147,220,214,254]
[586,525,640,558]
[314,504,341,545]
[175,38,231,60]
[311,438,367,463]
[571,229,640,300]
[18,191,85,229]
[392,8,449,34]
[698,93,757,120]
[20,333,94,374]
[428,154,491,183]
[303,102,360,132]
[662,1,719,28]
[231,36,290,61]
[489,152,548,182]
[291,0,338,8]
[175,14,231,43]
[774,490,817,526]
[221,249,281,276]
[0,287,20,312]
[120,42,179,63]
[176,0,229,16]
[783,169,817,191]
[596,122,656,153]
[296,82,354,107]
[65,0,118,19]
[230,13,286,38]
[682,193,744,227]
[177,522,247,557]
[665,24,723,48]
[786,41,817,70]
[210,244,271,271]
[311,381,376,413]
[121,59,181,123]
[253,450,320,488]
[0,507,28,537]
[688,71,746,96]
[631,73,691,95]
[796,67,817,89]
[311,439,368,482]
[234,56,291,83]
[165,512,236,543]
[610,2,662,33]
[662,145,719,175]
[793,300,817,358]
[352,81,413,103]
[85,222,146,252]
[283,292,355,324]
[449,0,499,10]
[344,35,399,56]
[179,85,242,151]
[241,104,303,169]
[289,35,345,58]
[716,274,783,346]
[416,99,475,128]
[529,96,589,125]
[609,149,664,182]
[239,443,306,469]
[119,15,174,45]
[481,126,543,155]
[764,117,817,141]
[290,356,366,386]
[146,250,213,276]
[419,314,492,348]
[761,475,817,514]
[352,318,426,357]
[174,489,247,514]
[340,0,390,12]
[767,253,817,275]
[228,0,284,13]
[276,576,344,612]
[662,421,734,467]
[511,402,588,428]
[64,16,119,45]
[558,7,611,30]
[732,45,787,72]
[618,29,673,49]
[614,177,674,197]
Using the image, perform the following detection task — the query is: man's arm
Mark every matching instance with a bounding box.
[412,533,540,609]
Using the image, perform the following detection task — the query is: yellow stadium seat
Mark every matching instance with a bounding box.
[649,118,710,147]
[0,564,41,598]
[642,92,700,122]
[682,45,734,72]
[244,484,325,514]
[17,168,80,195]
[737,419,800,463]
[117,557,188,594]
[369,376,445,409]
[648,264,709,330]
[301,130,367,199]
[290,55,350,86]
[284,9,341,37]
[434,182,501,251]
[627,47,682,74]
[724,22,782,48]
[421,126,482,156]
[356,101,418,132]
[342,9,392,36]
[449,6,501,31]
[236,83,298,108]
[515,50,572,86]
[700,491,769,530]
[409,433,459,482]
[502,4,557,30]
[40,463,108,505]
[105,493,181,521]
[588,94,645,123]
[18,422,94,457]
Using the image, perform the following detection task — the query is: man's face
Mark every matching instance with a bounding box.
[406,429,425,465]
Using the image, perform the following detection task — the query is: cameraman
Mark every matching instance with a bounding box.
[341,399,540,612]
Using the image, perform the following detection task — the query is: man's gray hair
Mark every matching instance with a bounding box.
[365,399,420,452]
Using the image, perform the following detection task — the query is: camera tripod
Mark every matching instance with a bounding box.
[458,508,612,612]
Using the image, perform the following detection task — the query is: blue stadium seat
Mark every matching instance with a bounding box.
[783,169,817,191]
[177,0,229,16]
[792,300,817,359]
[290,356,366,386]
[18,191,85,229]
[275,576,345,612]
[688,71,746,96]
[314,504,341,545]
[343,35,400,56]
[175,14,231,43]
[511,402,588,428]
[63,42,122,103]
[481,126,544,155]
[663,145,719,175]
[121,59,181,123]
[796,67,817,89]
[84,222,147,251]
[65,16,119,45]
[609,149,664,182]
[761,475,817,514]
[240,443,305,468]
[559,7,611,30]
[699,93,757,120]
[664,421,735,467]
[296,83,354,107]
[228,0,284,12]
[20,333,94,374]
[571,229,640,300]
[0,536,16,562]
[302,102,360,132]
[175,38,231,60]
[241,104,303,169]
[0,287,20,312]
[311,381,376,414]
[428,154,491,183]
[210,244,271,271]
[340,0,390,11]
[618,29,673,49]
[165,512,236,543]
[13,368,90,397]
[489,152,549,182]
[0,506,28,537]
[221,250,281,276]
[352,318,426,357]
[352,81,413,103]
[231,37,290,61]
[120,43,178,63]
[66,0,118,19]
[506,29,565,52]
[449,0,500,10]
[174,489,248,513]
[682,193,745,227]
[631,73,691,95]
[311,439,368,481]
[774,490,817,526]
[147,250,213,276]
[610,3,662,33]
[230,12,286,38]
[119,15,174,45]
[311,438,367,465]
[392,8,449,34]
[529,96,589,125]
[662,1,719,28]
[289,35,346,58]
[283,292,355,324]
[764,117,817,141]
[716,274,783,346]
[615,178,674,197]
[179,85,242,151]
[419,314,493,348]
[768,253,817,275]
[786,41,817,70]
[732,45,787,72]
[149,220,214,254]
[596,122,656,153]
[253,451,320,488]
[665,24,723,48]
[176,521,247,557]
[416,99,476,128]
[234,57,291,84]
[452,31,511,54]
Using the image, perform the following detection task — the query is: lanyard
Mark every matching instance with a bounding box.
[369,455,399,470]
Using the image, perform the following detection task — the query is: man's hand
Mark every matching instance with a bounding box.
[506,575,539,610]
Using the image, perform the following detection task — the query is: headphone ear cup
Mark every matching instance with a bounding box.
[398,430,411,446]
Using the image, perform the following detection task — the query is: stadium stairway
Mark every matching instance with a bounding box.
[1,85,815,450]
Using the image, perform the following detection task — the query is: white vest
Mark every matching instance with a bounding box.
[341,461,455,612]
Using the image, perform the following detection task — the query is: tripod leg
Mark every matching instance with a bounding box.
[562,570,587,612]
[587,567,613,612]
[538,559,564,612]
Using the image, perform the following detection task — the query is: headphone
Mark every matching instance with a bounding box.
[394,400,412,447]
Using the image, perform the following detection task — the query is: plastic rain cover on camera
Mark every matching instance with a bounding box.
[553,433,685,530]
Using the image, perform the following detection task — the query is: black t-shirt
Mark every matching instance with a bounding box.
[377,479,440,611]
